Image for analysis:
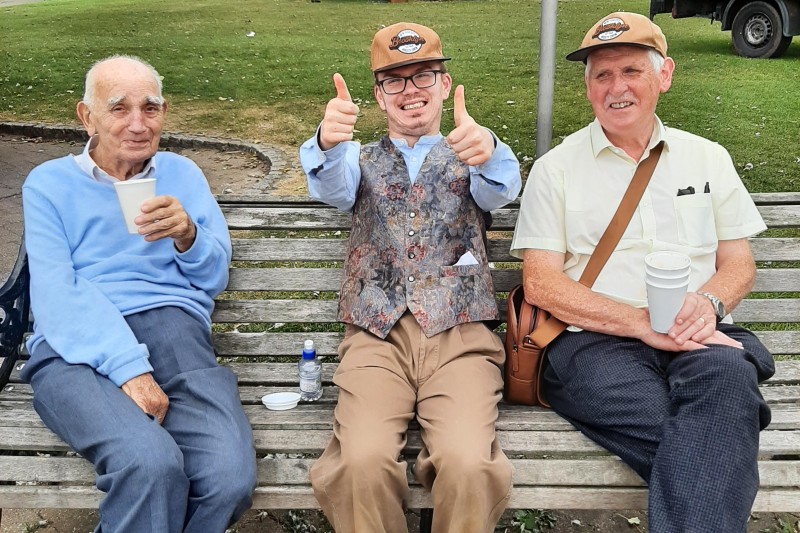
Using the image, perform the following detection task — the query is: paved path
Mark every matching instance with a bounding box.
[0,0,46,6]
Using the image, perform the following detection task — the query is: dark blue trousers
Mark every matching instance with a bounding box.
[542,323,774,533]
[22,307,257,533]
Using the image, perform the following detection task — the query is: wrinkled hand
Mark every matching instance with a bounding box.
[319,73,359,151]
[136,195,197,252]
[121,373,169,424]
[637,306,743,353]
[668,292,717,345]
[446,85,495,166]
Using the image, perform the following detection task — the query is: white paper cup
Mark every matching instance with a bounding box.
[646,278,690,333]
[113,178,156,234]
[645,251,691,277]
[645,264,691,279]
[645,272,690,288]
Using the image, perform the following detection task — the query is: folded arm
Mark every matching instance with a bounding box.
[522,249,741,351]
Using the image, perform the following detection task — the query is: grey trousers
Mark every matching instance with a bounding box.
[542,323,775,533]
[21,306,257,533]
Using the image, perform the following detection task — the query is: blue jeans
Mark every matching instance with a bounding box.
[542,323,774,533]
[22,306,257,533]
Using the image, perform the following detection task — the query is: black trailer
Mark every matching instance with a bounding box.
[650,0,800,58]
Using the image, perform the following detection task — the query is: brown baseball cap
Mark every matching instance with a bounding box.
[370,22,450,73]
[566,12,668,62]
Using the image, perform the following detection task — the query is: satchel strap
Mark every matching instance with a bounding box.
[530,141,664,346]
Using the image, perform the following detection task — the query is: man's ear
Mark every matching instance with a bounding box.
[659,57,675,94]
[76,101,96,136]
[441,72,452,101]
[374,83,387,111]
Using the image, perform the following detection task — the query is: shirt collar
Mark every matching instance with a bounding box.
[73,136,156,185]
[589,116,669,159]
[389,133,443,149]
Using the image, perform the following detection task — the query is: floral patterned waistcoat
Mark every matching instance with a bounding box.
[338,135,499,339]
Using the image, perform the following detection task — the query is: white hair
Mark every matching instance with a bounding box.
[585,48,665,77]
[82,55,163,109]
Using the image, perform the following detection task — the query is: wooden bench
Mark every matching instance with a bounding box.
[1,193,799,526]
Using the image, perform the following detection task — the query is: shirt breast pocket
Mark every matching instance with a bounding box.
[674,194,717,247]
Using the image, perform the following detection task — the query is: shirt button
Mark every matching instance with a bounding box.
[408,230,415,236]
[411,157,417,162]
[409,212,416,218]
[408,275,415,282]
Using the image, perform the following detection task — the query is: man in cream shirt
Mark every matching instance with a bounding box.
[511,12,774,532]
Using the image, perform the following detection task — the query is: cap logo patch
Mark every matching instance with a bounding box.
[389,30,426,54]
[592,17,630,41]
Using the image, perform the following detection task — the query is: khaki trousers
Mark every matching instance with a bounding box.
[310,313,512,533]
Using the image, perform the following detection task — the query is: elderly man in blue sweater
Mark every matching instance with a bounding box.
[20,55,257,533]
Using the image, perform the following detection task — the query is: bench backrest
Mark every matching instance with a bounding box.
[213,193,800,368]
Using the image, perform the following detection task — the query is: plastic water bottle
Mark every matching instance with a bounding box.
[298,339,322,401]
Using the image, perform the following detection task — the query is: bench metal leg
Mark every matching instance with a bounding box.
[419,508,433,533]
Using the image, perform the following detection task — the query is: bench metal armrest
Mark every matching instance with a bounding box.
[0,237,31,389]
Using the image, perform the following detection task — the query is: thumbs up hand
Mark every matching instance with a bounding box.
[446,85,495,166]
[319,73,360,151]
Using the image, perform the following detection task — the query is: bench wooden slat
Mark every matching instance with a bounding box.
[230,238,520,263]
[7,382,800,408]
[229,237,800,264]
[9,359,797,387]
[2,426,796,456]
[2,456,797,489]
[211,298,800,324]
[223,205,800,231]
[224,266,800,294]
[3,400,798,432]
[1,483,796,512]
[219,192,800,207]
[215,331,800,357]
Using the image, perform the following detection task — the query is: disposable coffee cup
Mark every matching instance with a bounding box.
[645,272,690,288]
[645,251,691,277]
[645,264,691,279]
[113,178,156,234]
[646,277,690,334]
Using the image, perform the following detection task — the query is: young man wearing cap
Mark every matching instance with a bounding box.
[299,22,521,533]
[510,12,774,532]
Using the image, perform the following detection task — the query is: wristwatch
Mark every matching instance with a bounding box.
[697,292,726,321]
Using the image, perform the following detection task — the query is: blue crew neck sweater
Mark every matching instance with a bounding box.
[22,151,231,386]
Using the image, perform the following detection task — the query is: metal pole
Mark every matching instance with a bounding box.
[536,0,558,158]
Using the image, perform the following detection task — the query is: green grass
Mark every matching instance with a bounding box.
[1,0,799,187]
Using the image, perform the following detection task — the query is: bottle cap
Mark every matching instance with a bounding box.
[302,339,315,359]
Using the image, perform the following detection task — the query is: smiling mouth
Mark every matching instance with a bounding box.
[401,101,426,111]
[610,102,633,109]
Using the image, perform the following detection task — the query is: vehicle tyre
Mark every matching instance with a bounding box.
[731,1,793,58]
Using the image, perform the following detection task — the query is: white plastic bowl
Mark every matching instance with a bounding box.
[262,392,301,411]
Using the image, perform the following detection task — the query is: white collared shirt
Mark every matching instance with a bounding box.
[73,136,156,184]
[510,117,766,308]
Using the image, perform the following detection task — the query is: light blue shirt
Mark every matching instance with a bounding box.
[74,136,156,184]
[300,127,521,212]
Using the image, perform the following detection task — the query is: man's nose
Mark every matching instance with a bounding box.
[402,79,420,95]
[127,110,147,132]
[610,74,628,95]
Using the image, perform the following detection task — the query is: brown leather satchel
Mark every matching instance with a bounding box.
[504,142,664,407]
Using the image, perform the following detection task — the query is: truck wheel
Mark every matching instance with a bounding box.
[731,1,793,58]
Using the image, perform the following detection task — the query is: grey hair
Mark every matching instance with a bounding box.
[585,48,665,78]
[82,55,164,109]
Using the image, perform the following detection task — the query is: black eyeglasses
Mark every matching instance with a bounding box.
[377,70,443,95]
